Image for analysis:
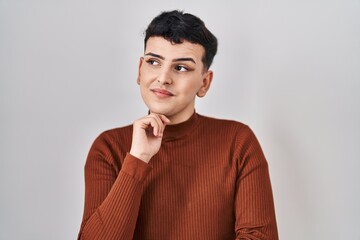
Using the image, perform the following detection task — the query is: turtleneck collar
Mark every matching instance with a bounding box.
[162,111,199,142]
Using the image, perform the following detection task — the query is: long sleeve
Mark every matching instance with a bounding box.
[77,115,278,239]
[78,133,152,240]
[234,126,278,240]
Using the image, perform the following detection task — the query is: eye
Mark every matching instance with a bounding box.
[174,65,188,72]
[146,59,160,66]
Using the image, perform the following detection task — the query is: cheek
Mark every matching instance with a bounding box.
[140,68,158,83]
[138,70,150,85]
[177,83,200,98]
[182,77,203,92]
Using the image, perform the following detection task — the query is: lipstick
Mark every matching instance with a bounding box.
[151,88,174,98]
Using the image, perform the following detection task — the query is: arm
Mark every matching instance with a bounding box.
[78,113,169,240]
[234,126,278,240]
[78,136,152,240]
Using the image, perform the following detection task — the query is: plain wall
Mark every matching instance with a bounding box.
[1,0,359,239]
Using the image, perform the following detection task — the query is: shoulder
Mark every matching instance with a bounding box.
[197,113,251,133]
[88,124,133,158]
[196,113,259,145]
[99,124,133,142]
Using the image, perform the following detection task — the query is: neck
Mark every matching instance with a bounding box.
[150,109,195,125]
[162,111,199,141]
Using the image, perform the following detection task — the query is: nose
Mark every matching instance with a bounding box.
[157,68,172,85]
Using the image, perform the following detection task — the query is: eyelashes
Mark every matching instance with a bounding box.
[146,59,159,66]
[174,65,188,72]
[145,58,191,72]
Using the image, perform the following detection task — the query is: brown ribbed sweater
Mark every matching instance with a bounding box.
[78,113,278,240]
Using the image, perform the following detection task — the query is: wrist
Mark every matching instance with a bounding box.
[129,150,151,163]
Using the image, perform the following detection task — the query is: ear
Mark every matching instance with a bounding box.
[197,70,213,98]
[137,57,144,85]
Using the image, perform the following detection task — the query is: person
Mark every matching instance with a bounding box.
[78,10,278,240]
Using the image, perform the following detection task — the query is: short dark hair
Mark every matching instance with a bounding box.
[144,10,218,70]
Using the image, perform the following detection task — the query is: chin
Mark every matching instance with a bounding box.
[147,105,172,116]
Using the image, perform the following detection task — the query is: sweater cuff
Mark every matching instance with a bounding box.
[121,153,152,182]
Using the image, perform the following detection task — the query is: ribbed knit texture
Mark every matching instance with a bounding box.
[78,112,278,240]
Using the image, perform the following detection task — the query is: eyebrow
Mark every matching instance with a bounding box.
[145,52,196,64]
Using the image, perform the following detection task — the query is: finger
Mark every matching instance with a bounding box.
[151,114,170,136]
[152,114,166,136]
[146,115,163,137]
[137,116,158,135]
[158,115,171,124]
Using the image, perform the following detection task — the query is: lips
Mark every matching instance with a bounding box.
[151,88,174,97]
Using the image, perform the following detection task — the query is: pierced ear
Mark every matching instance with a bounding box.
[137,57,144,85]
[197,70,213,98]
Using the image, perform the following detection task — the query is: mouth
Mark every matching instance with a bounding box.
[151,88,175,97]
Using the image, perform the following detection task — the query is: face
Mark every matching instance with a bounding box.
[137,36,213,124]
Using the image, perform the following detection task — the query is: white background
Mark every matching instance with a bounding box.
[1,0,359,239]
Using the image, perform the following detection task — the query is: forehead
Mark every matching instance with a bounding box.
[145,36,205,62]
